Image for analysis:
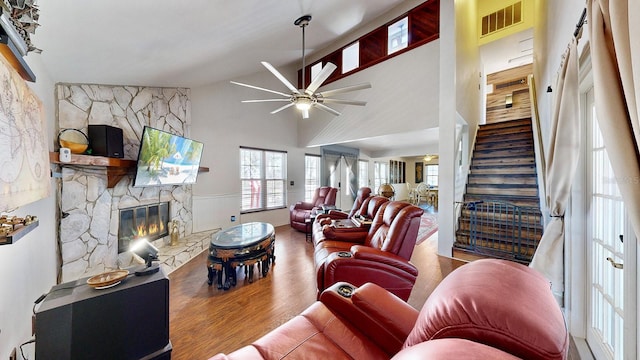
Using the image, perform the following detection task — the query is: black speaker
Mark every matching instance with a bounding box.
[35,269,171,360]
[89,124,124,158]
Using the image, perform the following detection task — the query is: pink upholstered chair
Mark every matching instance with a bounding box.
[289,186,337,232]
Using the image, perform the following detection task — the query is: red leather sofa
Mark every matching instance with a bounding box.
[313,201,424,301]
[210,259,568,359]
[289,186,337,232]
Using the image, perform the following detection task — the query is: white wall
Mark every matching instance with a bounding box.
[0,54,58,359]
[191,67,308,230]
[297,41,440,148]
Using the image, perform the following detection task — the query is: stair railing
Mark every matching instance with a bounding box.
[455,200,543,263]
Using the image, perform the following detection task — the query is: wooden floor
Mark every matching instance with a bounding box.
[167,224,463,359]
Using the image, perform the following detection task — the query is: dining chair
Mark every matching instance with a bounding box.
[415,182,431,205]
[405,183,417,204]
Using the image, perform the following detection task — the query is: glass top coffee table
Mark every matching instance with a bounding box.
[207,222,275,290]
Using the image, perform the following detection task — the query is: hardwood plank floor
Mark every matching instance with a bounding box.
[167,225,463,359]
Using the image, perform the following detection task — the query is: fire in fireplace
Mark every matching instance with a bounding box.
[118,202,170,253]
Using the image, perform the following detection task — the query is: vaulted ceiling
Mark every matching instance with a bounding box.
[32,0,409,88]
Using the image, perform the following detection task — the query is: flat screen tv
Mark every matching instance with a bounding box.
[133,126,204,187]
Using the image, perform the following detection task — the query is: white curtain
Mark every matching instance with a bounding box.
[343,154,358,200]
[588,0,640,238]
[530,38,580,300]
[322,153,341,188]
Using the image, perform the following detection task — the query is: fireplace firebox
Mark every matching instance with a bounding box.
[118,202,170,253]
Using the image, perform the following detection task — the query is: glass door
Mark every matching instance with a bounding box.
[585,87,637,359]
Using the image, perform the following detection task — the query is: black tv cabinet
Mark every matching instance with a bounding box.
[35,268,171,359]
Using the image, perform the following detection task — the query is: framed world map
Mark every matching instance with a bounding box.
[0,55,50,212]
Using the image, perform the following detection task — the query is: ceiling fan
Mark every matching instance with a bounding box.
[231,15,371,119]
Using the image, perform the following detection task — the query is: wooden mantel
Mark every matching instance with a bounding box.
[49,152,209,188]
[49,152,136,188]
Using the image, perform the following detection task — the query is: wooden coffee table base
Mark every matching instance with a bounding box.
[206,222,275,290]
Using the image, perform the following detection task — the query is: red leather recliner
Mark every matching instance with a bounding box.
[289,186,337,232]
[313,195,389,245]
[210,259,569,360]
[313,187,372,228]
[314,201,424,301]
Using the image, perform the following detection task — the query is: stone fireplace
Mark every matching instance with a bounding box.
[118,202,170,253]
[56,84,196,282]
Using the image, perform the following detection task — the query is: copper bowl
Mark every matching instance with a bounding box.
[59,139,89,154]
[58,129,89,154]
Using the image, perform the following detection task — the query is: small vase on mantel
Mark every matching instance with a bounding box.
[169,219,180,246]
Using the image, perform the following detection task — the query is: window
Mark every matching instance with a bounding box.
[300,1,439,88]
[310,62,323,83]
[374,161,389,191]
[342,42,359,74]
[240,147,287,212]
[358,160,369,189]
[425,164,438,187]
[388,17,408,55]
[305,155,321,202]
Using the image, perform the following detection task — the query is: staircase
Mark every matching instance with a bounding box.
[454,118,543,264]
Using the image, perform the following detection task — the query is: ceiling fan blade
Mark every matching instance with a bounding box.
[304,62,337,96]
[241,99,292,103]
[319,98,367,106]
[230,81,291,97]
[316,82,371,97]
[261,62,301,95]
[270,103,296,115]
[315,103,341,117]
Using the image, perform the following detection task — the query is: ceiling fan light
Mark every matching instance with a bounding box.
[295,98,312,111]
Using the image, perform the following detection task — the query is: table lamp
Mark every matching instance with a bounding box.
[130,238,160,276]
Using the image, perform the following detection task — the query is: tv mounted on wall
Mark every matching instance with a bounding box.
[133,126,204,187]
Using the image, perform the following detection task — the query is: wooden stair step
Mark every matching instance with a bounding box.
[455,228,541,246]
[470,165,537,175]
[471,157,535,166]
[468,175,537,185]
[475,132,533,144]
[465,186,538,197]
[475,141,534,151]
[458,213,543,227]
[454,232,541,251]
[453,237,536,263]
[478,118,532,131]
[472,149,534,159]
[463,194,540,207]
[457,217,543,234]
[477,125,533,137]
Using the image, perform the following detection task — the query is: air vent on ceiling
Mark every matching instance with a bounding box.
[481,1,523,37]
